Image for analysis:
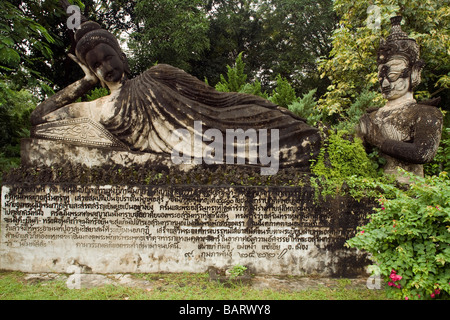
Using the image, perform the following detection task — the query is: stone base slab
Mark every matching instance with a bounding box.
[1,183,372,277]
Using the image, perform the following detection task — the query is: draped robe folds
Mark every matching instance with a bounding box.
[102,64,321,169]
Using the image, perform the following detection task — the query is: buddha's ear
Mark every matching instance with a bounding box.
[411,59,425,89]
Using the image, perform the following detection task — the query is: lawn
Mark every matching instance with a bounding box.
[0,271,388,300]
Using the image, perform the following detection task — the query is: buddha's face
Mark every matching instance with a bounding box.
[378,57,411,101]
[85,43,124,84]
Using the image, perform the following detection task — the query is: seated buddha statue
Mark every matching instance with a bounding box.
[358,16,443,182]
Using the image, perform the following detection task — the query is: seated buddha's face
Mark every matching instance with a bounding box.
[85,43,124,84]
[378,56,411,101]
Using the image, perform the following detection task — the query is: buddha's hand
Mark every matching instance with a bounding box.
[68,53,99,84]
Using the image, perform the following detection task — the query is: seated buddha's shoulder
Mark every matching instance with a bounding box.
[413,101,444,120]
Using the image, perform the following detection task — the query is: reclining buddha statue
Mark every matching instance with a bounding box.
[30,15,321,174]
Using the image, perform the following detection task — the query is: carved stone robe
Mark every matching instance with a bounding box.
[101,64,321,170]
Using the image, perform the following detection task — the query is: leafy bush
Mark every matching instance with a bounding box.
[215,52,268,98]
[268,74,298,108]
[215,52,248,93]
[288,88,323,125]
[347,171,450,300]
[334,89,384,132]
[310,129,379,197]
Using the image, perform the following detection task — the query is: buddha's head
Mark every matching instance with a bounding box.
[377,16,424,101]
[75,21,131,87]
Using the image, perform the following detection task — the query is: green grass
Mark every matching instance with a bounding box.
[0,271,389,300]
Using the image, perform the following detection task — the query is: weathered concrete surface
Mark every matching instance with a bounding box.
[21,138,177,169]
[1,183,372,277]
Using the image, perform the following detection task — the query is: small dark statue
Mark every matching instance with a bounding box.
[30,4,321,174]
[358,16,443,182]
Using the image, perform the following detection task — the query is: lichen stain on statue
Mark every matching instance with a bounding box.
[27,18,321,174]
[358,16,443,183]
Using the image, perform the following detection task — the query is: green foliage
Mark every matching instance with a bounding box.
[311,129,378,180]
[252,0,337,96]
[238,81,269,99]
[334,88,384,132]
[0,81,37,177]
[129,0,210,73]
[0,1,55,90]
[181,0,335,92]
[288,89,322,126]
[215,52,248,93]
[347,171,450,300]
[228,264,248,278]
[310,129,380,197]
[0,271,388,300]
[268,74,299,108]
[86,87,110,101]
[0,1,54,67]
[192,0,264,86]
[215,53,268,98]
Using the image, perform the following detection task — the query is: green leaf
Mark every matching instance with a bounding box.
[0,47,20,67]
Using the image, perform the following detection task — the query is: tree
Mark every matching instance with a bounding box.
[318,0,450,118]
[0,81,37,174]
[0,0,60,174]
[191,0,337,96]
[128,0,210,74]
[190,0,265,86]
[256,0,337,96]
[95,0,139,36]
[0,0,56,94]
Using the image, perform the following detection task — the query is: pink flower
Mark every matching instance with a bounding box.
[405,296,409,300]
[434,289,440,295]
[389,271,402,281]
[361,230,365,234]
[390,274,402,282]
[431,293,435,298]
[388,269,403,289]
